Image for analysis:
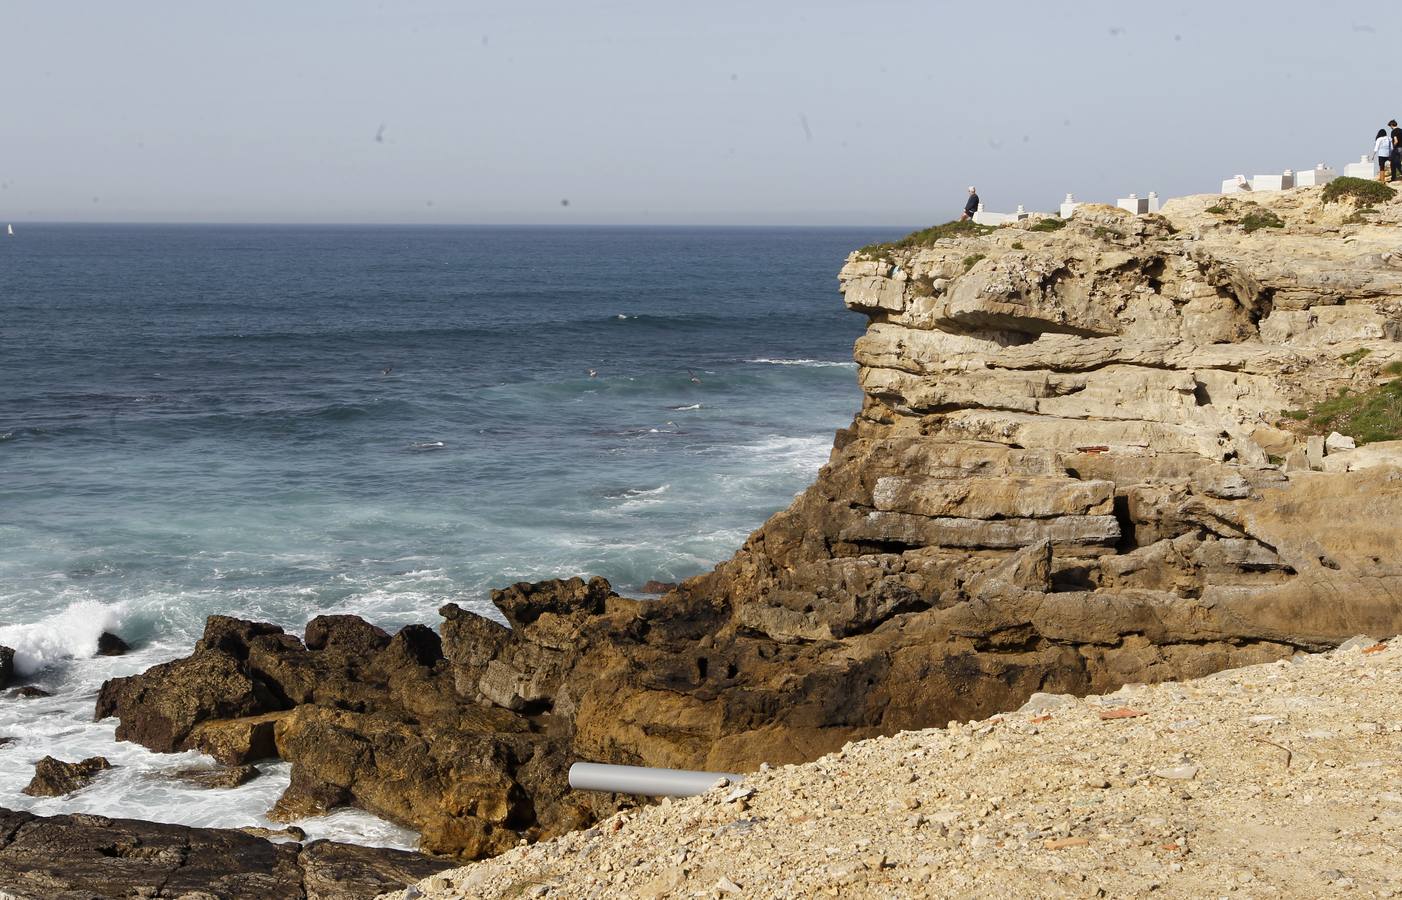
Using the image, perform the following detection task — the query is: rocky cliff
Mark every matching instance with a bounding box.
[92,185,1402,860]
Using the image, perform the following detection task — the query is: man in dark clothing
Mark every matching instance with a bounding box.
[961,186,980,221]
[1390,121,1401,182]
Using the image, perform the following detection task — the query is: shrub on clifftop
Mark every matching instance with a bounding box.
[1321,177,1396,205]
[858,220,992,259]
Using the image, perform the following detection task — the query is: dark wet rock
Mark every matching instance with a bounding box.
[304,614,391,655]
[22,755,112,797]
[0,807,451,899]
[640,580,678,594]
[0,737,15,748]
[11,685,51,699]
[0,645,12,689]
[173,763,262,789]
[240,823,307,840]
[96,631,130,656]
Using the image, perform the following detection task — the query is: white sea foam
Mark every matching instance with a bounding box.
[0,600,127,676]
[670,403,702,411]
[748,358,857,368]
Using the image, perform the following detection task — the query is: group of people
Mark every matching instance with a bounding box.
[1373,120,1402,182]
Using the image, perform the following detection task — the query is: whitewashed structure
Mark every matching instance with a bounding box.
[1250,170,1294,192]
[1059,194,1080,219]
[1343,155,1375,179]
[1117,193,1150,214]
[1221,175,1251,195]
[1293,164,1337,187]
[972,203,1029,227]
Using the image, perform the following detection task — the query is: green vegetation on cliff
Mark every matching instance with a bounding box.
[857,220,992,259]
[1285,362,1402,444]
[1321,177,1397,205]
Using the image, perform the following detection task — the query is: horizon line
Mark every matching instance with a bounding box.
[1,220,924,230]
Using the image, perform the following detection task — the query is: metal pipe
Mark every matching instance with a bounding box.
[568,762,744,797]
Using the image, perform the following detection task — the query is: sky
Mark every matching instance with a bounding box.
[0,1,1387,225]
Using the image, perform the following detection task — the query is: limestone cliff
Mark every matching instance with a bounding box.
[95,186,1402,859]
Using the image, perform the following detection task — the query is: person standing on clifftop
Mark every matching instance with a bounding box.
[1389,120,1401,182]
[1376,130,1393,183]
[961,186,980,222]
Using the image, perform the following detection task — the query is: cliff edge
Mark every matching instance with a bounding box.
[93,185,1402,859]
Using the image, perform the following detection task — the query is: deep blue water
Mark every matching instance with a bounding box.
[0,223,898,841]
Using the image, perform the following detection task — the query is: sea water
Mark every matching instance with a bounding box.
[0,224,899,846]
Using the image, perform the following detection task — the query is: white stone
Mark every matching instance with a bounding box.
[1221,175,1251,195]
[1294,164,1337,187]
[1344,155,1375,179]
[1147,191,1160,213]
[1325,431,1356,453]
[1060,193,1080,218]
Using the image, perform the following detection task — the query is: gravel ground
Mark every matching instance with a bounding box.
[385,636,1402,899]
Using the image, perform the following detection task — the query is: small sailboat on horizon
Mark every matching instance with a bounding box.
[5,224,12,237]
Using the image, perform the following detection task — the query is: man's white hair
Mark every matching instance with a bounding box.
[967,186,976,192]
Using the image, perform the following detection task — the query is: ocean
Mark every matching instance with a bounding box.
[0,223,898,845]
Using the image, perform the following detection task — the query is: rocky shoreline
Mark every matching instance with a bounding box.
[384,636,1402,899]
[0,807,452,898]
[6,183,1402,893]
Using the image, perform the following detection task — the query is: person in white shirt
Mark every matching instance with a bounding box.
[1375,129,1393,182]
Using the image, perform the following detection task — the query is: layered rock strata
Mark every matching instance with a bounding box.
[0,807,452,899]
[94,187,1402,858]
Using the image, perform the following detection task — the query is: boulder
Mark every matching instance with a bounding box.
[173,764,261,789]
[0,646,12,689]
[96,631,129,656]
[95,649,277,753]
[22,756,112,797]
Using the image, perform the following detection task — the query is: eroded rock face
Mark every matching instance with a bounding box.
[0,807,451,899]
[0,645,13,689]
[95,188,1402,858]
[22,756,112,797]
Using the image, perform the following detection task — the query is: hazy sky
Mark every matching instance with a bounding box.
[0,1,1385,224]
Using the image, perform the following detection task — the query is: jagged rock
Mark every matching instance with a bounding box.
[189,710,288,764]
[173,763,262,789]
[11,686,51,699]
[22,756,112,797]
[95,646,277,752]
[641,580,678,594]
[0,807,451,899]
[96,631,129,656]
[0,646,12,689]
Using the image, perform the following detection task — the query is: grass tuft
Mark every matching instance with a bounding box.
[1240,207,1284,233]
[962,253,986,271]
[1340,348,1372,366]
[1029,218,1066,232]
